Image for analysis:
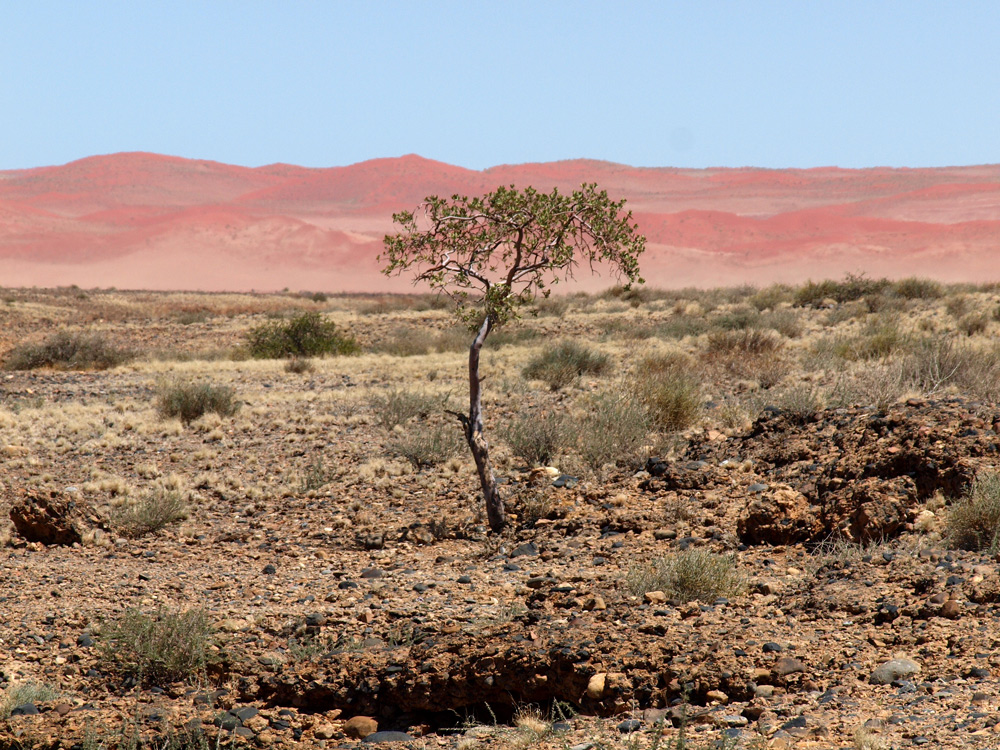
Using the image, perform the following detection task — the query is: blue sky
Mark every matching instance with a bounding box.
[2,1,998,171]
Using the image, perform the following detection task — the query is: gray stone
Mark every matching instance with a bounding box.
[362,731,415,743]
[870,658,920,685]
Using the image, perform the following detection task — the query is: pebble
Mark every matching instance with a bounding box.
[870,658,921,685]
[775,656,806,676]
[617,719,641,733]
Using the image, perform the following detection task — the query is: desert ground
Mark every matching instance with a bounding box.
[4,278,1000,749]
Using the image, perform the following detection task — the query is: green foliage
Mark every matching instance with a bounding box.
[245,311,359,359]
[795,273,891,307]
[630,353,702,431]
[947,471,1000,553]
[502,411,567,467]
[100,608,214,686]
[157,381,239,424]
[522,341,611,390]
[626,549,746,602]
[3,330,135,371]
[382,183,646,329]
[894,277,943,299]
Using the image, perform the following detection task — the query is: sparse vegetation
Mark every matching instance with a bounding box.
[157,381,239,424]
[370,387,440,430]
[629,353,702,431]
[947,470,1000,552]
[3,330,135,370]
[245,311,359,358]
[99,608,215,686]
[112,487,188,538]
[626,548,746,602]
[575,390,650,470]
[388,422,464,467]
[502,411,567,467]
[0,682,60,719]
[522,341,611,390]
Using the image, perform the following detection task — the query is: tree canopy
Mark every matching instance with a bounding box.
[381,183,645,326]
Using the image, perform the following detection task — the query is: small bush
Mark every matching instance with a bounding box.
[653,315,711,340]
[502,412,567,467]
[749,284,794,311]
[370,388,439,430]
[522,341,611,390]
[0,682,60,719]
[389,423,464,467]
[795,273,891,307]
[774,384,823,423]
[629,353,702,431]
[958,311,990,336]
[711,304,761,331]
[157,381,239,425]
[246,311,359,359]
[947,471,1000,552]
[894,277,943,300]
[625,548,746,602]
[100,608,214,686]
[575,390,650,470]
[706,328,783,356]
[284,356,314,374]
[112,488,187,538]
[4,330,134,371]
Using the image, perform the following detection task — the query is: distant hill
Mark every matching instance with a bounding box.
[1,152,998,291]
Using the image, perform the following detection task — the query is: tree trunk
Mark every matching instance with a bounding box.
[464,315,505,532]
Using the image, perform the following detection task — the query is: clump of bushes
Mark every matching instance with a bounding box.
[626,548,746,602]
[795,273,891,307]
[3,330,135,371]
[522,341,611,390]
[388,423,464,467]
[947,470,1000,552]
[629,353,702,431]
[100,608,215,686]
[370,388,440,430]
[246,311,359,359]
[894,277,942,299]
[157,381,239,424]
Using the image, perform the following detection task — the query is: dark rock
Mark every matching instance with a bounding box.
[617,719,641,733]
[10,703,39,716]
[262,564,277,575]
[510,542,539,558]
[361,567,383,579]
[553,475,578,488]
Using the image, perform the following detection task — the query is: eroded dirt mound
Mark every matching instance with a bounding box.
[8,488,107,545]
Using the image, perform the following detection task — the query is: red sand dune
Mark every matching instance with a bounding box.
[1,152,998,292]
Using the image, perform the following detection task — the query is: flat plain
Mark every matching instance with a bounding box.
[4,279,1000,749]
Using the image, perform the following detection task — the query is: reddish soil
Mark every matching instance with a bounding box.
[1,153,999,292]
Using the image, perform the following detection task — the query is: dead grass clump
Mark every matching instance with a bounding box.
[795,273,891,307]
[759,308,804,338]
[774,384,824,423]
[629,353,702,431]
[522,341,611,390]
[653,315,711,340]
[100,607,214,686]
[958,311,990,336]
[502,412,567,467]
[749,284,794,311]
[704,329,787,385]
[157,381,239,425]
[625,548,746,602]
[284,356,314,374]
[0,682,61,719]
[370,388,439,429]
[903,336,1000,401]
[3,330,135,371]
[112,487,188,538]
[947,470,1000,553]
[706,328,782,357]
[830,362,906,412]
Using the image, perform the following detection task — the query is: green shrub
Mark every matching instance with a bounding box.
[157,381,239,424]
[711,304,761,331]
[630,353,702,431]
[370,388,439,430]
[246,311,359,358]
[706,328,783,356]
[522,341,611,390]
[795,273,890,307]
[749,284,794,311]
[947,471,1000,552]
[100,608,214,686]
[502,412,567,467]
[575,390,650,470]
[112,488,187,538]
[389,423,464,467]
[3,330,135,371]
[894,277,943,300]
[625,548,746,602]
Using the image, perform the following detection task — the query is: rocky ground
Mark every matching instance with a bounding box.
[3,283,1000,749]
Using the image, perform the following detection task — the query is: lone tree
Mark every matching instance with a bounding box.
[381,183,645,532]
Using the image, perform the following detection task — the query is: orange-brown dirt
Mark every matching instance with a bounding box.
[1,154,999,293]
[4,284,1000,748]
